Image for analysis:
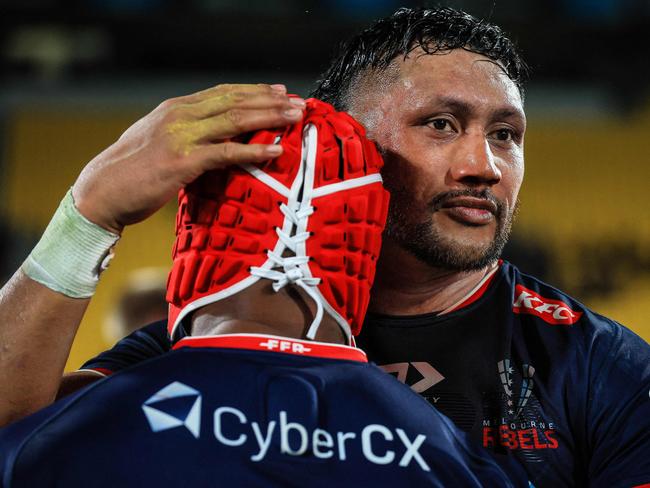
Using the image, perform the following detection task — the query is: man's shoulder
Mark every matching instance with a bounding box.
[499,262,650,486]
[503,261,649,365]
[504,260,591,315]
[80,319,171,375]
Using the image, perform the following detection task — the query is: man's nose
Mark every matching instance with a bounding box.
[449,136,502,186]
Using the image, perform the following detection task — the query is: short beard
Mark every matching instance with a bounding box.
[385,188,517,272]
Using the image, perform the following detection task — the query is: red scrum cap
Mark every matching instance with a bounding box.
[166,98,389,343]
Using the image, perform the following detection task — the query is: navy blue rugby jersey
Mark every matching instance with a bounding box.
[0,334,525,487]
[79,319,173,376]
[79,261,650,487]
[357,261,650,488]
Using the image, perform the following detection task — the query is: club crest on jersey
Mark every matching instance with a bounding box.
[482,359,558,455]
[497,359,536,418]
[513,285,582,325]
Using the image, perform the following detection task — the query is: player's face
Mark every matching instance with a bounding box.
[351,49,526,271]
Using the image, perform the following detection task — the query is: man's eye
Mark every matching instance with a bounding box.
[428,119,451,131]
[494,129,514,141]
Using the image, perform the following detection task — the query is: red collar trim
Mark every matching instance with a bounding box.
[440,260,502,315]
[173,334,367,363]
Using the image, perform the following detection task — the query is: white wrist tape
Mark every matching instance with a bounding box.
[21,189,120,298]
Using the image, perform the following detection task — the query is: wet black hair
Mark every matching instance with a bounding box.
[311,7,528,110]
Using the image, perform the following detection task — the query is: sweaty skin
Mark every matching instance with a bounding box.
[350,49,526,315]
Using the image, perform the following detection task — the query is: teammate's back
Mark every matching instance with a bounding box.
[0,334,524,487]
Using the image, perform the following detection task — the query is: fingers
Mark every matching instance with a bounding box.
[187,103,304,142]
[190,142,284,171]
[179,83,286,105]
[191,89,301,119]
[164,103,302,157]
[160,83,305,151]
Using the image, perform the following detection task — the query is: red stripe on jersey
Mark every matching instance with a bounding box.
[173,334,368,363]
[90,368,113,376]
[443,261,501,314]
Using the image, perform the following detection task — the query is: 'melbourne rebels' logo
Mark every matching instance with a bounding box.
[513,285,582,325]
[482,359,559,453]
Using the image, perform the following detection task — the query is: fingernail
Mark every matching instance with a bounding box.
[284,108,302,119]
[289,97,305,107]
[270,84,287,93]
[267,145,283,156]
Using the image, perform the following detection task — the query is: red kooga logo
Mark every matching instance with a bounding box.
[513,285,582,325]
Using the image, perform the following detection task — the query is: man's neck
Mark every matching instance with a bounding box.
[189,282,347,345]
[369,240,497,316]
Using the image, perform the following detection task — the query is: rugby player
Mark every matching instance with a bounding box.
[0,7,648,487]
[0,99,524,487]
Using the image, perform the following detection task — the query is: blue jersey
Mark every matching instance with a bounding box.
[0,334,525,487]
[358,261,650,487]
[79,261,650,487]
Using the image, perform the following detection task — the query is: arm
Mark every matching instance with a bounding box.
[0,83,305,427]
[0,271,90,425]
[56,319,172,400]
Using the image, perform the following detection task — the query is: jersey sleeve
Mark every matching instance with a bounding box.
[586,318,650,487]
[79,320,171,375]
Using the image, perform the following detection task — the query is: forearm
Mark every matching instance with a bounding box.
[0,270,89,427]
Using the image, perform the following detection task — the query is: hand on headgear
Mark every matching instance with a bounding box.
[167,98,389,343]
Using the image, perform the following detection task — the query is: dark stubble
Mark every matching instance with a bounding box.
[384,183,517,271]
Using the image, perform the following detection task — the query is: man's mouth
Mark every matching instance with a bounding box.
[439,197,498,226]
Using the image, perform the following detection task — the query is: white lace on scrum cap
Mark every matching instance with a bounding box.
[250,124,336,341]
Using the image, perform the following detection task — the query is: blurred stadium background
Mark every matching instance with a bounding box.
[0,0,648,371]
